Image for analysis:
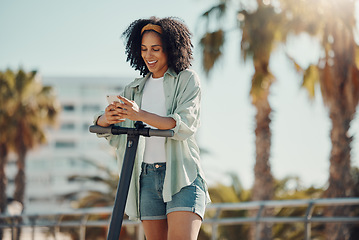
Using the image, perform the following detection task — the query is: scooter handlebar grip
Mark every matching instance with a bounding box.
[148,129,174,137]
[89,125,112,134]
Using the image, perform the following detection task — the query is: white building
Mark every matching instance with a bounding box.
[7,76,131,213]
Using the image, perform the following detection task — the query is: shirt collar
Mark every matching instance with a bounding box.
[129,68,178,92]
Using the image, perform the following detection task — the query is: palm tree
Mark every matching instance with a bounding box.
[0,70,17,239]
[0,70,14,213]
[200,0,359,238]
[280,0,359,238]
[199,1,287,238]
[282,0,359,196]
[0,68,60,239]
[9,69,60,206]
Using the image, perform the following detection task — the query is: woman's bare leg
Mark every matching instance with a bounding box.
[167,211,202,240]
[142,219,168,240]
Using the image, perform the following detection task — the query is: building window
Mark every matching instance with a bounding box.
[61,123,76,130]
[63,104,75,112]
[55,141,76,148]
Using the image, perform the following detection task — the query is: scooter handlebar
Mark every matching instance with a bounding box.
[89,125,174,138]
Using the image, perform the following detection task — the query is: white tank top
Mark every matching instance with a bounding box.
[141,75,167,163]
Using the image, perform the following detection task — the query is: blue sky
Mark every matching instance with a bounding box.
[1,0,358,189]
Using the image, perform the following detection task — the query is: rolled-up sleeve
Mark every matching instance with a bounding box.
[92,111,112,139]
[92,111,125,148]
[168,70,201,141]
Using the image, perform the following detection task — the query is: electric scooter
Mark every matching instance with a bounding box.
[89,121,174,240]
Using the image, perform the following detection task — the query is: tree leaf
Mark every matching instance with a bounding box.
[302,64,319,98]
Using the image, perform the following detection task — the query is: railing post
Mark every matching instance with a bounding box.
[211,223,218,240]
[54,214,62,240]
[29,216,36,240]
[10,217,15,240]
[211,208,221,240]
[255,205,265,240]
[80,214,89,240]
[305,202,314,240]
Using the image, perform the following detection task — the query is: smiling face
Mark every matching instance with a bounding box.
[141,31,168,78]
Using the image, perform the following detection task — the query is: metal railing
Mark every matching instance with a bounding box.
[0,198,358,240]
[204,197,359,240]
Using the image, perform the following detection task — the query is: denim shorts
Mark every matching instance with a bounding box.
[139,162,206,221]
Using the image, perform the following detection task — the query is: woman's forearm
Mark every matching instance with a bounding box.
[138,109,176,130]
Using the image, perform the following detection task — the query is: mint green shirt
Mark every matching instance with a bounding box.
[94,68,210,220]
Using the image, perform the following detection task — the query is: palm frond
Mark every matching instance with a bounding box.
[200,30,225,74]
[302,64,319,99]
[201,2,227,19]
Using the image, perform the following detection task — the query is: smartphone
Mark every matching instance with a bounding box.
[106,95,125,120]
[106,95,121,105]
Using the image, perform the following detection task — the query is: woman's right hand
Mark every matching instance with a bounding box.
[97,103,126,127]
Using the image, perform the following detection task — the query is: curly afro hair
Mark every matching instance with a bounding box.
[122,16,193,76]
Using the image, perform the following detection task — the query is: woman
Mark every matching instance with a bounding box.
[94,17,210,240]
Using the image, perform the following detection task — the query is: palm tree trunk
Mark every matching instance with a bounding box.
[324,104,354,240]
[321,17,357,238]
[14,128,28,206]
[251,97,274,240]
[0,144,8,240]
[326,108,353,197]
[14,143,26,240]
[0,144,7,213]
[252,99,274,201]
[14,149,26,205]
